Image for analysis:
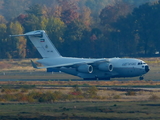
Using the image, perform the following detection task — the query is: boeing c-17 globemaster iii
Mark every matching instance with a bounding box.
[10,30,150,80]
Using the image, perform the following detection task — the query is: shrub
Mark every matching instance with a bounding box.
[1,88,18,94]
[0,97,6,102]
[113,95,121,99]
[63,94,74,100]
[76,95,85,99]
[27,91,43,102]
[85,86,98,98]
[27,95,35,103]
[70,91,82,96]
[38,91,55,102]
[21,88,28,93]
[72,85,82,93]
[15,93,28,101]
[3,94,16,101]
[53,91,63,100]
[70,85,83,96]
[149,94,159,100]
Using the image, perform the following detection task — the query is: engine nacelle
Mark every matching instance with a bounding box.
[77,64,93,73]
[98,62,113,72]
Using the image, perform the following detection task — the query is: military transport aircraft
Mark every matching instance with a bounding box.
[10,30,150,80]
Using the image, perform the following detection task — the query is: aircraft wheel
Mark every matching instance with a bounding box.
[83,78,97,80]
[98,77,110,80]
[139,76,144,80]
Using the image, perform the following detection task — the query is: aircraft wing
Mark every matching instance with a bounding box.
[31,60,103,69]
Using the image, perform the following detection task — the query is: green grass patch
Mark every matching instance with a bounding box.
[0,101,160,119]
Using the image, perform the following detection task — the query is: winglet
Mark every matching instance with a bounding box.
[31,60,38,69]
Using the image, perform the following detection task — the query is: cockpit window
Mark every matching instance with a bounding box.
[138,61,146,65]
[138,62,142,65]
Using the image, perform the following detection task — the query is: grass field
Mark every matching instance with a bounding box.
[0,101,160,120]
[0,82,159,119]
[0,58,159,119]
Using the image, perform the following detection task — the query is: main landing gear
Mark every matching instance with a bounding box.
[83,77,110,81]
[139,76,144,80]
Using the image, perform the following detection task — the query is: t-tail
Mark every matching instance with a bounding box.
[10,30,61,58]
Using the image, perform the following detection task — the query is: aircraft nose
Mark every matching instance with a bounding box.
[145,65,150,73]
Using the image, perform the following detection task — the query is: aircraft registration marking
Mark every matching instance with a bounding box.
[40,39,45,42]
[122,62,136,66]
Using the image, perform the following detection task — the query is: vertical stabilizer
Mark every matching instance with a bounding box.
[10,30,61,58]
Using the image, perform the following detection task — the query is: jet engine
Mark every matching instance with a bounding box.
[98,62,113,72]
[77,64,93,73]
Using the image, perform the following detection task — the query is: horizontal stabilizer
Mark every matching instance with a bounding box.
[10,32,42,37]
[31,60,52,69]
[31,60,38,69]
[31,60,47,69]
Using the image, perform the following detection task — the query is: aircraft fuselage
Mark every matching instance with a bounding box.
[37,57,149,80]
[10,30,150,80]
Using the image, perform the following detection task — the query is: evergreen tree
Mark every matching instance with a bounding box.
[0,23,7,58]
[62,20,88,57]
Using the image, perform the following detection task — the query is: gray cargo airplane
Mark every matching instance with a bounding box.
[10,30,150,80]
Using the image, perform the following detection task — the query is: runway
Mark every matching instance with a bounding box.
[0,70,159,81]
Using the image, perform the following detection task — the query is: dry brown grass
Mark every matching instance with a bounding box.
[0,84,159,102]
[1,80,160,86]
[0,59,41,71]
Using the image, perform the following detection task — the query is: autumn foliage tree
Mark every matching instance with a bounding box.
[0,0,159,58]
[7,21,26,58]
[57,0,79,24]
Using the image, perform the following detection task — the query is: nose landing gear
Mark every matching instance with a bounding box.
[139,76,144,80]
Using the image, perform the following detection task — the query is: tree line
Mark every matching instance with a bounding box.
[0,0,159,59]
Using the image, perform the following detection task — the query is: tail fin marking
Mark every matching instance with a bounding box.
[28,30,61,58]
[10,30,61,58]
